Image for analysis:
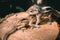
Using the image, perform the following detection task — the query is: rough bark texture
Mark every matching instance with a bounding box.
[0,12,59,40]
[7,22,59,40]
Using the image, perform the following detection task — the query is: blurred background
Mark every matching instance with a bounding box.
[0,0,60,18]
[0,0,32,18]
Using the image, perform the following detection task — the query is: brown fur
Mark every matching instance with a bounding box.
[26,4,41,27]
[39,12,52,25]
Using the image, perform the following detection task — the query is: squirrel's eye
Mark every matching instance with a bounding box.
[30,10,33,12]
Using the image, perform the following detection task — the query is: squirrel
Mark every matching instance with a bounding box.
[0,5,40,40]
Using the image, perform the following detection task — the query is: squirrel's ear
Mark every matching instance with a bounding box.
[37,0,42,4]
[31,0,42,4]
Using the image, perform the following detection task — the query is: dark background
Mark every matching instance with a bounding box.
[43,0,60,11]
[0,0,60,18]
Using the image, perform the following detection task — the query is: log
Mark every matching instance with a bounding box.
[8,22,59,40]
[0,12,59,40]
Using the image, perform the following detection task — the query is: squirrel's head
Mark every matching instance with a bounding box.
[26,4,40,15]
